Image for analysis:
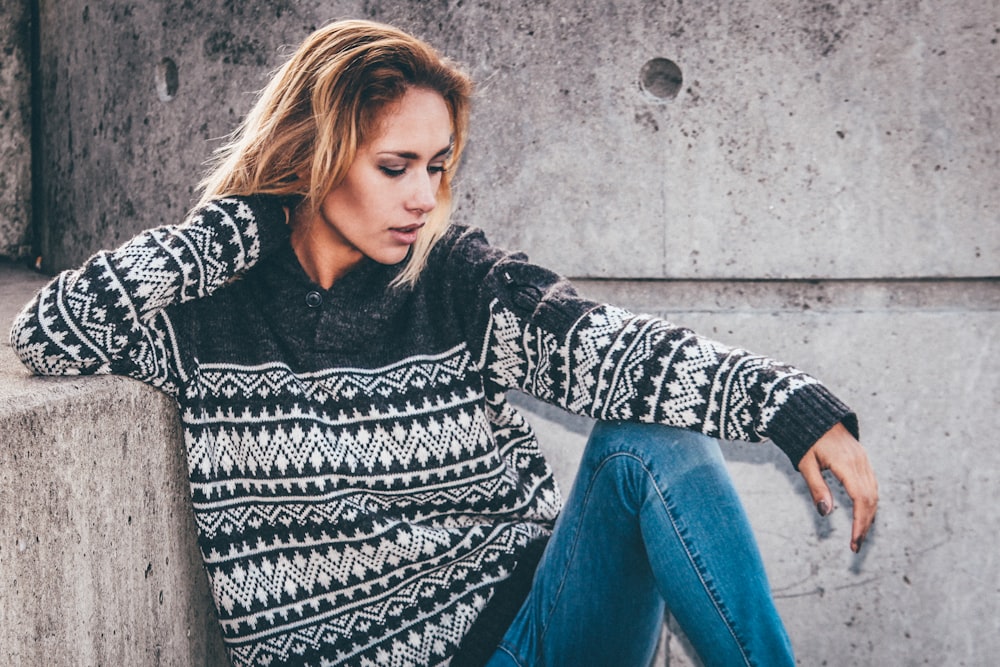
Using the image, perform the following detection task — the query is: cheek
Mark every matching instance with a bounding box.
[342,175,385,218]
[319,183,363,225]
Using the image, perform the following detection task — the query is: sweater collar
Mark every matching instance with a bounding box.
[268,240,402,297]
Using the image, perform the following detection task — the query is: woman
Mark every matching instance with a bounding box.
[10,19,877,667]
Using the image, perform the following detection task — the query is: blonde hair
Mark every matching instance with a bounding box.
[197,20,473,286]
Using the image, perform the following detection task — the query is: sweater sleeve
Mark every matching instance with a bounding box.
[445,227,858,467]
[8,195,290,395]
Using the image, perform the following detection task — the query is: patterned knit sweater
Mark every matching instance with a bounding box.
[10,196,856,667]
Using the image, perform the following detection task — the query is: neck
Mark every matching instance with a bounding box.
[289,221,362,290]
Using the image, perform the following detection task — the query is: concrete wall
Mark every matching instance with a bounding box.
[0,0,32,259]
[31,0,999,278]
[3,0,999,665]
[458,0,998,281]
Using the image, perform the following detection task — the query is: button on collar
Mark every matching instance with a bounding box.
[305,290,323,308]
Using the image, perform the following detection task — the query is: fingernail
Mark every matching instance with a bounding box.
[816,500,831,517]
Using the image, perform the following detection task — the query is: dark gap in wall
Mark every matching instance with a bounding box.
[28,0,44,270]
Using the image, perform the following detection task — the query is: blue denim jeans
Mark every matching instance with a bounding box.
[485,421,795,667]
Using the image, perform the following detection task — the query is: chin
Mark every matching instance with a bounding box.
[371,249,412,266]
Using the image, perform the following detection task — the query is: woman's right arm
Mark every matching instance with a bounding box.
[8,195,289,389]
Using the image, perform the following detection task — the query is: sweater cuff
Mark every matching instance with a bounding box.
[766,382,860,468]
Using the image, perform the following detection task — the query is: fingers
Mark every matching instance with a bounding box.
[801,423,879,553]
[830,445,878,553]
[798,450,834,517]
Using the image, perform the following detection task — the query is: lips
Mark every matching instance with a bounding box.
[391,223,424,234]
[388,222,425,245]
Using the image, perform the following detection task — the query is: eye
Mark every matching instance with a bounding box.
[428,164,447,175]
[379,166,406,178]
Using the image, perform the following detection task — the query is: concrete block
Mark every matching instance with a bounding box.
[0,0,32,259]
[33,0,999,279]
[453,0,1000,280]
[1,263,228,666]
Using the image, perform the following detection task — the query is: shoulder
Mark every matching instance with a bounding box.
[430,224,514,266]
[430,225,561,297]
[425,224,595,333]
[420,224,521,287]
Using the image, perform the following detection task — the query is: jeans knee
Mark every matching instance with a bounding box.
[586,421,725,477]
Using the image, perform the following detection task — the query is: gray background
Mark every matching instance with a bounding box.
[1,1,997,665]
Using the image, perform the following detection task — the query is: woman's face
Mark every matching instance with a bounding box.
[295,87,453,283]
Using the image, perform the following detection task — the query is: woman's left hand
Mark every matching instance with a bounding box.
[797,423,879,553]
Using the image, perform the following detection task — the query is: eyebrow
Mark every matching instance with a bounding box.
[377,143,453,161]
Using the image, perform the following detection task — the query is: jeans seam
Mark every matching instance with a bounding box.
[534,452,651,655]
[532,446,757,667]
[645,457,754,667]
[493,645,525,667]
[533,460,605,653]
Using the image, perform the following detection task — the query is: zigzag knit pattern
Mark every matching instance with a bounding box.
[10,196,854,666]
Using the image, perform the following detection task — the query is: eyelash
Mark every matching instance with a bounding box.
[379,165,447,178]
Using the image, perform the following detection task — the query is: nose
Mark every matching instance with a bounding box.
[408,173,438,214]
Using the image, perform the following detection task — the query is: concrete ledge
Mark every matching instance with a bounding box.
[1,261,228,666]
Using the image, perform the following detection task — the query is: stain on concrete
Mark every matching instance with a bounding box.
[800,2,852,58]
[203,30,268,66]
[635,110,660,132]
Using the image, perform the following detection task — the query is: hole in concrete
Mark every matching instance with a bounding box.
[156,58,179,102]
[640,58,683,100]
